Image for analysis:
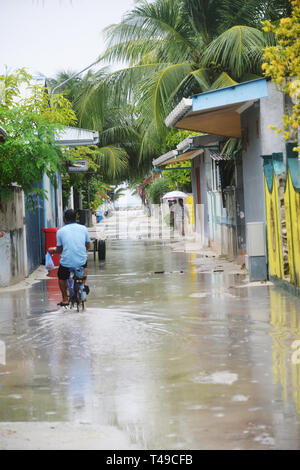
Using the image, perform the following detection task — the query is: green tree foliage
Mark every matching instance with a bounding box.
[49,69,138,184]
[0,69,77,199]
[146,177,170,204]
[157,128,194,192]
[162,162,192,192]
[91,0,289,163]
[163,129,199,153]
[262,0,300,149]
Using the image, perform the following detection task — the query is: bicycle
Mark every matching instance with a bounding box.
[67,267,88,312]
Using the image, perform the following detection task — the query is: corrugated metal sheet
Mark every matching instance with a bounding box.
[55,126,99,146]
[209,150,230,161]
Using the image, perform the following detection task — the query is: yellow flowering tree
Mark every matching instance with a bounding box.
[262,0,300,151]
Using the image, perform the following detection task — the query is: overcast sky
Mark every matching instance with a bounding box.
[0,0,136,78]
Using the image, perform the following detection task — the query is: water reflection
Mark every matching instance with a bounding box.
[269,289,300,415]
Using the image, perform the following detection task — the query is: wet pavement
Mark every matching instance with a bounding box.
[0,240,300,449]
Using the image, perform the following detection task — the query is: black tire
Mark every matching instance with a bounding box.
[98,240,106,261]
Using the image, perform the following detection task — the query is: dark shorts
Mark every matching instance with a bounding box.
[58,263,87,280]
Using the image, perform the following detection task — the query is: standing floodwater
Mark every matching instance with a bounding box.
[0,240,300,449]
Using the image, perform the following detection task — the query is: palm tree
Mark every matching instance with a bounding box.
[46,70,86,103]
[81,0,290,162]
[48,69,141,182]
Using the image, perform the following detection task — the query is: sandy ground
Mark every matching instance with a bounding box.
[0,266,49,293]
[0,422,136,450]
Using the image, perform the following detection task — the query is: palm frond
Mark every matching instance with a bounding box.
[202,25,267,79]
[103,0,199,62]
[209,72,238,90]
[101,37,165,65]
[190,68,211,92]
[97,146,129,179]
[220,137,242,158]
[217,0,268,30]
[181,0,224,44]
[136,62,194,133]
[100,125,141,147]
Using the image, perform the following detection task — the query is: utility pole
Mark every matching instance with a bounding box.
[50,59,100,99]
[50,59,101,227]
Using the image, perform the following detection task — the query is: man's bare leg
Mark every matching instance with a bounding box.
[58,279,69,304]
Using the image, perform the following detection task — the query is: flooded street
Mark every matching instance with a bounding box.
[0,240,300,449]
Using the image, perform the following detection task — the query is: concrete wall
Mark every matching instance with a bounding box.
[43,172,63,228]
[191,154,209,246]
[221,188,237,258]
[0,170,64,287]
[0,188,28,287]
[235,159,246,262]
[241,83,286,241]
[241,104,266,226]
[56,172,63,227]
[241,82,287,276]
[260,82,286,157]
[202,152,210,246]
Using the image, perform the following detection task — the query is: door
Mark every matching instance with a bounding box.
[25,192,44,274]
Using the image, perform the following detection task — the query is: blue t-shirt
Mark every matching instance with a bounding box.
[57,223,90,268]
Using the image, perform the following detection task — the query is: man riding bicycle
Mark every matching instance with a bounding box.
[49,209,90,308]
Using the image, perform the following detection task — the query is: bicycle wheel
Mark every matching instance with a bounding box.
[67,278,74,308]
[71,279,78,312]
[76,286,80,312]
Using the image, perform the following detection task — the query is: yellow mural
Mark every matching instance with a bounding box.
[186,195,195,228]
[264,174,284,280]
[263,151,300,293]
[285,172,300,288]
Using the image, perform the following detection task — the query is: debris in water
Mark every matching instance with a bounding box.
[232,395,249,402]
[192,371,238,385]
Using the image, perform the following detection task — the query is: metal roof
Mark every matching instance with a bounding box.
[55,126,99,147]
[209,150,230,161]
[164,98,192,128]
[153,134,224,168]
[164,78,268,138]
[152,149,178,167]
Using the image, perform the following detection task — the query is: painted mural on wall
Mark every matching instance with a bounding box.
[263,145,300,294]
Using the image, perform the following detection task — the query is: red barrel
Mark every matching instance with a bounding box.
[42,227,60,267]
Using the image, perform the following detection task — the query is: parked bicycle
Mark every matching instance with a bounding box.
[67,266,88,312]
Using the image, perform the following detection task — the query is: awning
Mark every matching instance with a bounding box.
[165,98,192,128]
[177,134,223,153]
[162,148,203,165]
[153,134,224,168]
[209,150,231,161]
[165,78,268,138]
[55,126,99,147]
[152,149,178,167]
